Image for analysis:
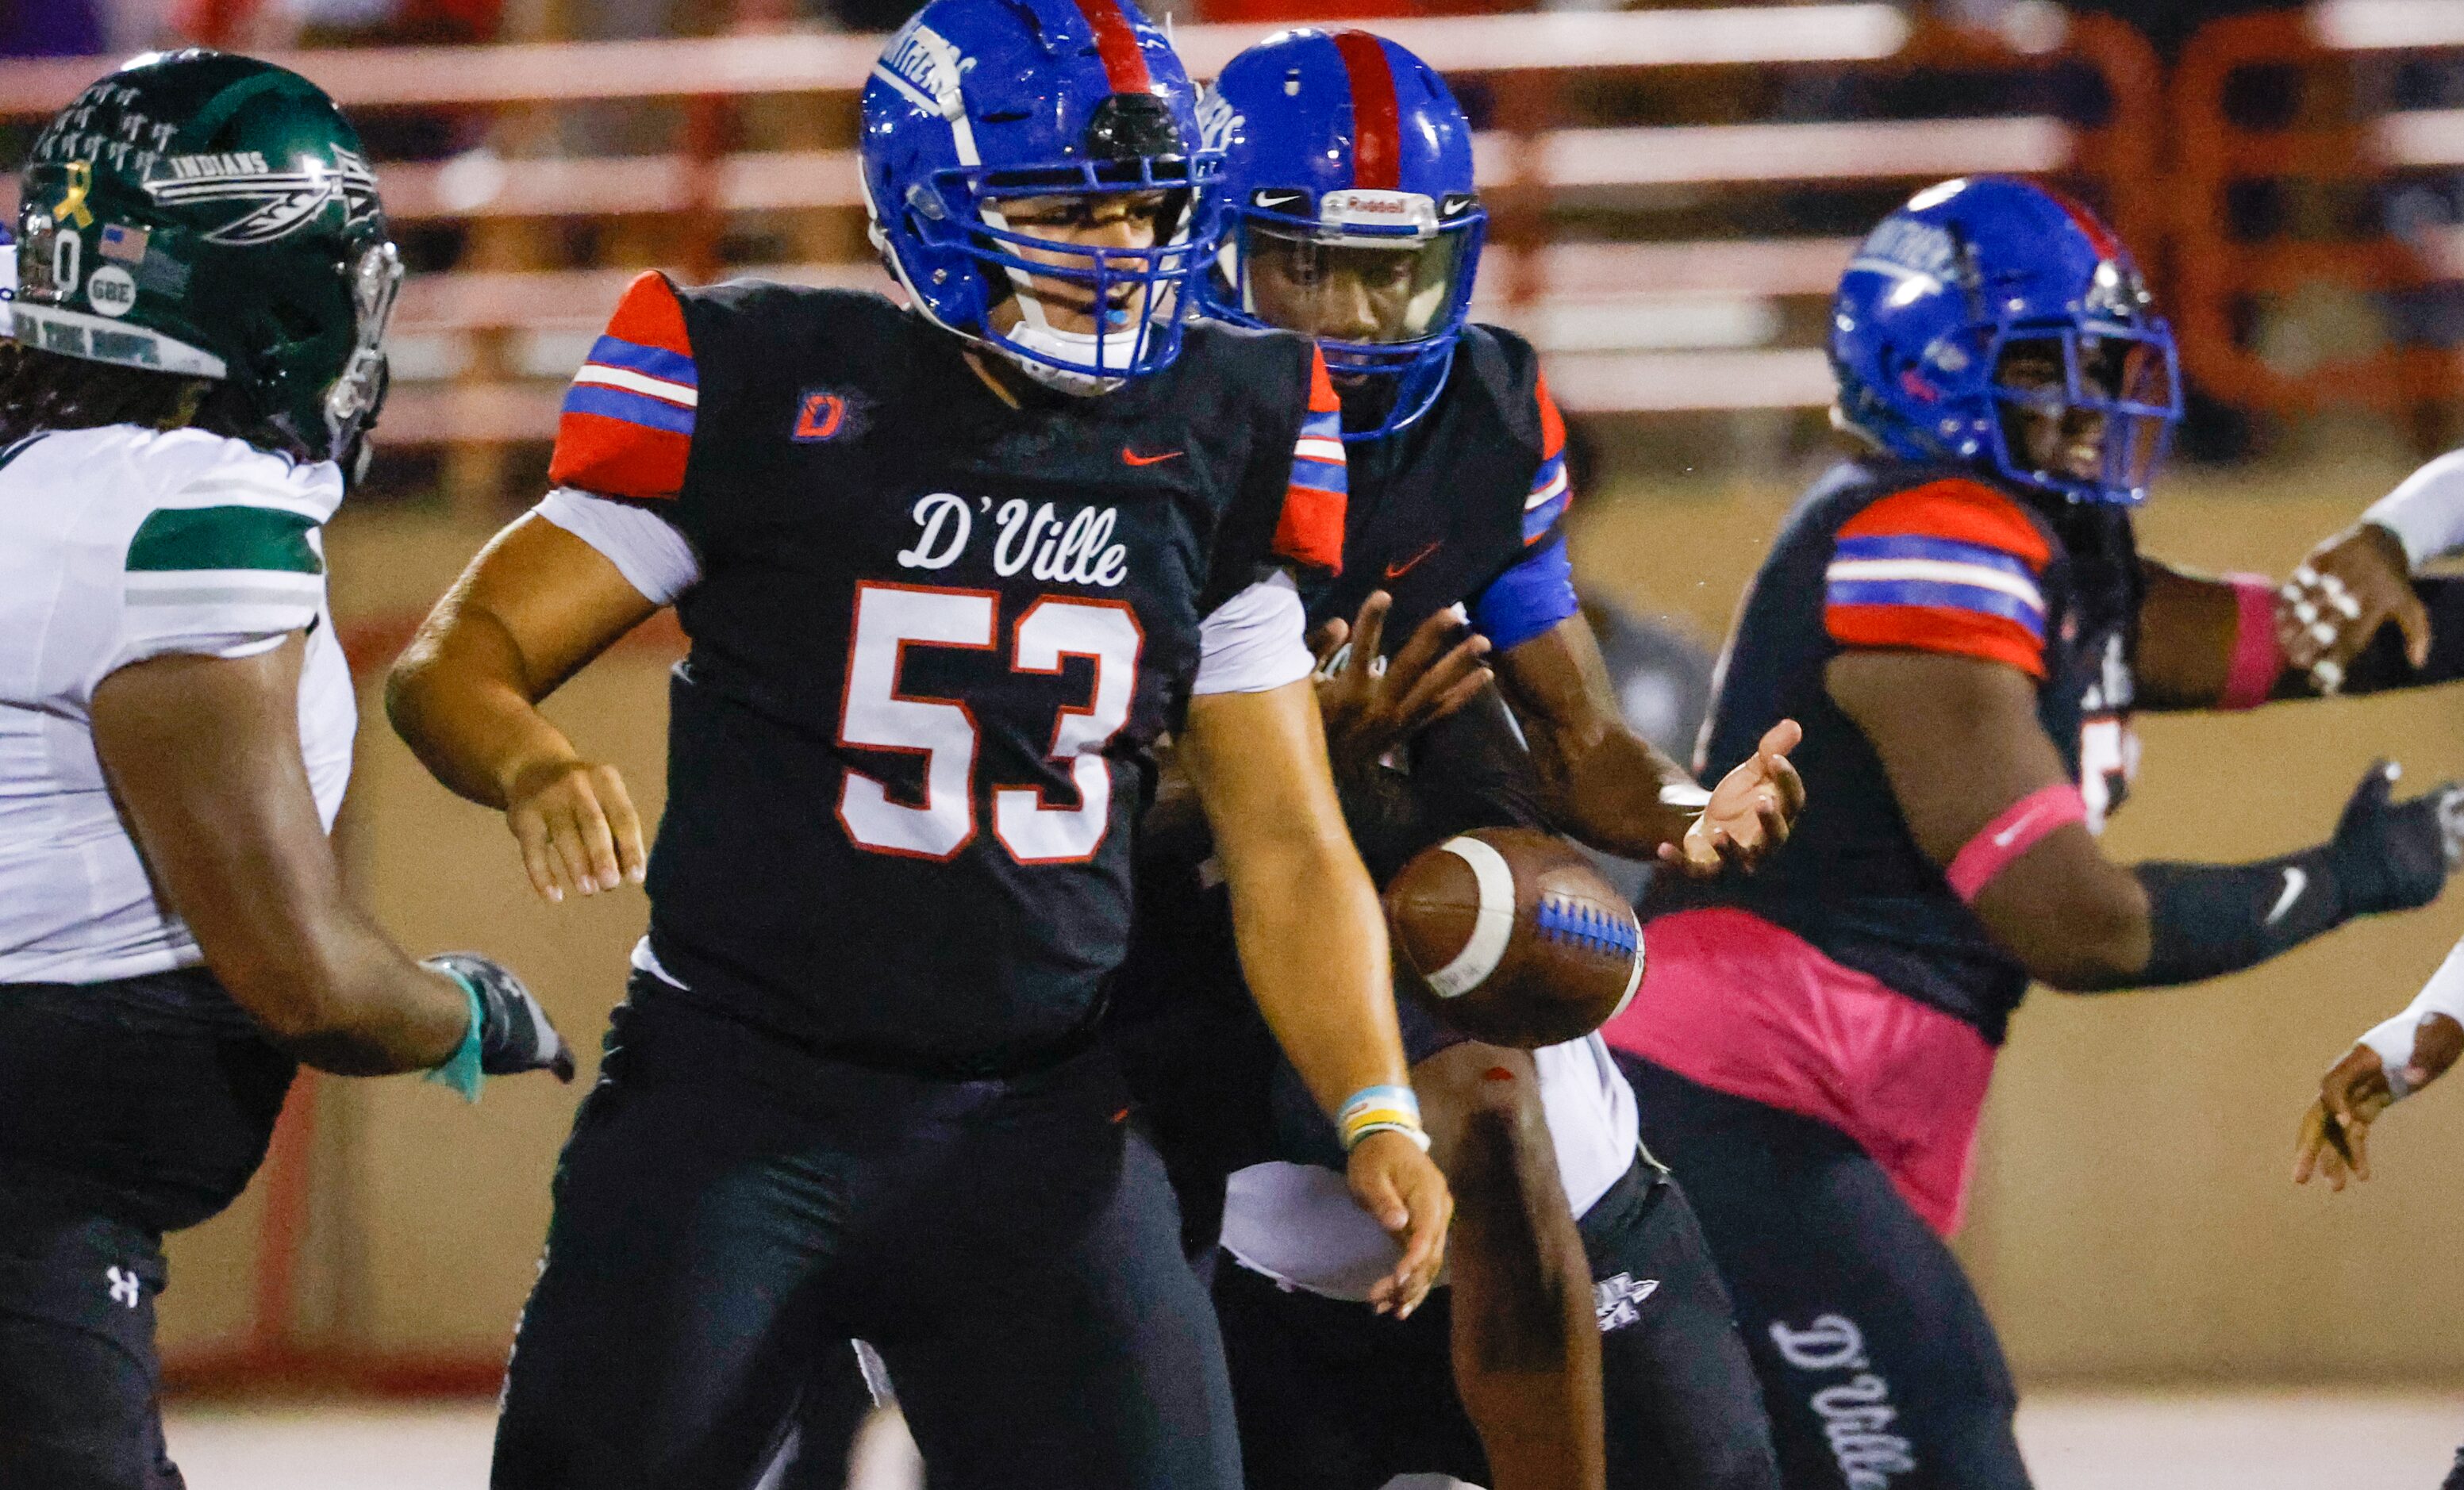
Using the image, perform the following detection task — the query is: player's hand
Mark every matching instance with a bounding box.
[2278,524,2428,695]
[1659,719,1805,877]
[1346,1128,1453,1319]
[2295,1013,2464,1189]
[421,952,577,1082]
[1313,590,1493,779]
[2291,1012,2462,1189]
[2324,761,2464,916]
[504,756,647,903]
[2293,1043,2392,1191]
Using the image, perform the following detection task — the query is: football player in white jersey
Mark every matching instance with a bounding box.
[0,52,571,1489]
[2274,452,2464,1183]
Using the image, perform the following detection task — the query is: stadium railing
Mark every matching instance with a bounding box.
[0,5,2159,505]
[2171,0,2464,426]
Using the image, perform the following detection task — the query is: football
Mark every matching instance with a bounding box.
[1382,828,1646,1049]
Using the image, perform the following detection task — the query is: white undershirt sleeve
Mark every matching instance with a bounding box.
[532,486,702,605]
[2362,449,2464,568]
[2359,935,2464,1099]
[1191,569,1315,697]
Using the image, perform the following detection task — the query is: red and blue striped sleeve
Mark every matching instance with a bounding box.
[1521,370,1570,546]
[1271,346,1347,573]
[1823,478,2054,679]
[546,271,698,501]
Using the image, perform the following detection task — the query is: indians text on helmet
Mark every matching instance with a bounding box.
[142,147,380,245]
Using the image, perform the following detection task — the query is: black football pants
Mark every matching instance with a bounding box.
[1618,1054,2032,1490]
[0,1206,180,1490]
[0,972,293,1490]
[491,980,1241,1490]
[1205,1158,1783,1490]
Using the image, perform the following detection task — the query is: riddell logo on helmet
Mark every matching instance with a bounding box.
[1320,190,1436,235]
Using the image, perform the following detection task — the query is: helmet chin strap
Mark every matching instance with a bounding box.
[977,201,1128,397]
[993,324,1128,397]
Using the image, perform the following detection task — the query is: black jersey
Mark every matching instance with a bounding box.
[1646,459,2142,1042]
[548,273,1345,1073]
[1114,321,1580,1039]
[1307,324,1579,653]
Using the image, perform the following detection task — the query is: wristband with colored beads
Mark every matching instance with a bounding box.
[1336,1083,1429,1153]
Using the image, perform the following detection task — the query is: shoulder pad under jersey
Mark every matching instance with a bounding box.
[1822,475,2056,678]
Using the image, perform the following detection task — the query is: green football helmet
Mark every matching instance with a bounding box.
[14,50,401,470]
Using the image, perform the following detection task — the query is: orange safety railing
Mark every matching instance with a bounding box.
[2170,0,2464,424]
[0,6,2162,492]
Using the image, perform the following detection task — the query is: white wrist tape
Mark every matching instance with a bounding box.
[2362,448,2464,568]
[2358,935,2464,1100]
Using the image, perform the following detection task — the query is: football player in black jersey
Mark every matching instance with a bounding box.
[1595,176,2464,1490]
[383,5,1450,1488]
[1087,31,1801,1490]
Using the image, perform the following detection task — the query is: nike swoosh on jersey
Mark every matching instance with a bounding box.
[1121,447,1183,467]
[1386,541,1441,579]
[2266,866,2307,926]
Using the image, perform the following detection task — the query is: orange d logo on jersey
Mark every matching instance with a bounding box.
[794,393,848,443]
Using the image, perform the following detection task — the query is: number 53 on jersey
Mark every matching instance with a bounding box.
[838,582,1143,866]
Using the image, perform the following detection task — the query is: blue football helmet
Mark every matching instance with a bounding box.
[1197,29,1485,440]
[860,0,1220,394]
[1830,176,2183,505]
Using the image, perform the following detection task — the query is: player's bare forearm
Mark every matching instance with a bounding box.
[386,515,655,809]
[1497,617,1700,854]
[1182,681,1409,1112]
[1832,648,2459,992]
[1424,1046,1605,1490]
[1186,681,1451,1314]
[1501,616,1802,871]
[2136,555,2464,707]
[92,639,469,1074]
[389,517,657,899]
[2135,559,2270,710]
[1828,650,2152,987]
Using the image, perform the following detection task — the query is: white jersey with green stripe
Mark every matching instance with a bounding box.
[0,424,354,985]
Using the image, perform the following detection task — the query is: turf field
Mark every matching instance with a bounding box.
[163,1389,2464,1488]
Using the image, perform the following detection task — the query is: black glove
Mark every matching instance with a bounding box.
[2135,760,2462,987]
[422,952,575,1082]
[2326,760,2464,916]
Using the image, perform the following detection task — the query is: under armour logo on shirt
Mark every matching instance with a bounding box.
[106,1266,141,1310]
[1594,1272,1659,1332]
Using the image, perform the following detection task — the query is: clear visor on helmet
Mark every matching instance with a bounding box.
[1988,322,2181,501]
[1237,223,1470,347]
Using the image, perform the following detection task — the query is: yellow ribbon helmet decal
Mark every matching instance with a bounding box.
[53,160,94,229]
